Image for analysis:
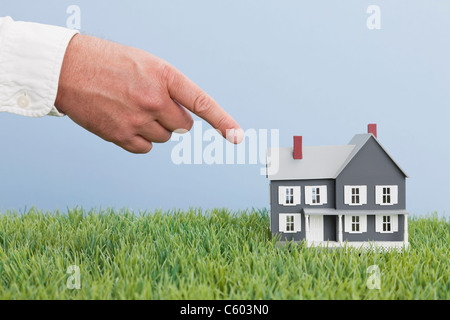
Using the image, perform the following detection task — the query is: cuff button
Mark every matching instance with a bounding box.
[17,94,31,108]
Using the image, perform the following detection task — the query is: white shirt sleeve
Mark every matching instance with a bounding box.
[0,16,79,117]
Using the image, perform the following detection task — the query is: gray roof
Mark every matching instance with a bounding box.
[334,134,409,178]
[303,208,409,216]
[266,133,408,181]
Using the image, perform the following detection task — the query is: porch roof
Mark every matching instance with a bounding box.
[302,208,409,216]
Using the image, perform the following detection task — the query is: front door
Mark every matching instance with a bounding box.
[309,215,324,242]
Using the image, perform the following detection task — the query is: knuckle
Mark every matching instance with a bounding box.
[135,90,166,112]
[185,117,194,131]
[215,115,228,132]
[127,138,153,154]
[159,62,175,85]
[193,94,213,116]
[148,96,166,112]
[157,134,172,144]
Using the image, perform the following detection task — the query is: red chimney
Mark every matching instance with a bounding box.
[293,136,303,160]
[368,124,377,138]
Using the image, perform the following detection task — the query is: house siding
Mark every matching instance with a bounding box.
[343,215,406,242]
[336,137,406,211]
[270,179,335,241]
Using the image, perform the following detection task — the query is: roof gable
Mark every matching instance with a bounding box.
[266,133,408,181]
[334,134,408,178]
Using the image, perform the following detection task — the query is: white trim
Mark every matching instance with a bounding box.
[279,213,301,233]
[375,185,398,206]
[305,214,310,242]
[344,185,367,206]
[293,214,301,232]
[304,241,409,252]
[391,186,399,205]
[278,186,286,206]
[360,215,367,233]
[392,214,399,232]
[305,186,327,206]
[344,186,352,205]
[305,187,313,205]
[345,215,366,234]
[279,186,301,206]
[293,187,301,206]
[279,214,287,232]
[321,186,328,204]
[344,215,352,232]
[359,186,367,205]
[404,214,409,244]
[375,214,398,233]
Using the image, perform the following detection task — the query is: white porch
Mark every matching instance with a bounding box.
[303,210,409,252]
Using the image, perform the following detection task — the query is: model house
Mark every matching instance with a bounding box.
[266,124,409,250]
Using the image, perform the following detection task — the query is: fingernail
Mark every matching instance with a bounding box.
[174,128,189,134]
[226,128,244,144]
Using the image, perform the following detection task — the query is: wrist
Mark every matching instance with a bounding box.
[55,33,81,114]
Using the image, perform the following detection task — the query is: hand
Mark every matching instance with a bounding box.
[55,34,242,154]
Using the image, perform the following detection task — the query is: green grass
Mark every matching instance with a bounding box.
[0,208,448,299]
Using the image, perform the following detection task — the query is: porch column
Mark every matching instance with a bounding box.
[305,214,310,244]
[404,214,409,245]
[338,215,343,243]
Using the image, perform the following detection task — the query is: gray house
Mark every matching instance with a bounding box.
[266,124,409,250]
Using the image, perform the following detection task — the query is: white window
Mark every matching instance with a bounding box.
[344,186,367,206]
[344,215,367,234]
[375,186,398,206]
[375,215,398,233]
[278,186,301,206]
[352,216,360,232]
[383,216,391,232]
[351,188,360,205]
[305,186,328,205]
[279,214,301,233]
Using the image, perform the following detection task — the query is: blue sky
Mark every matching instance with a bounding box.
[1,0,449,216]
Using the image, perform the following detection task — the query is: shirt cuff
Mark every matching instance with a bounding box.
[0,16,79,117]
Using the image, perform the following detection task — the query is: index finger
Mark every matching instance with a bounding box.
[165,65,243,144]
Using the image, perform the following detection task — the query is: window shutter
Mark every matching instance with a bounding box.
[344,215,352,232]
[293,187,301,205]
[344,186,352,205]
[293,214,301,232]
[278,187,286,205]
[360,186,367,205]
[375,186,383,205]
[360,215,367,233]
[375,215,383,232]
[392,215,399,232]
[279,214,287,232]
[320,186,328,204]
[391,186,399,205]
[305,186,312,205]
